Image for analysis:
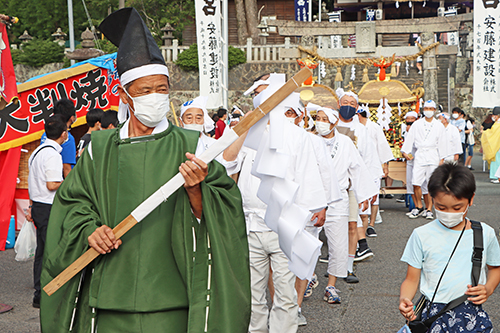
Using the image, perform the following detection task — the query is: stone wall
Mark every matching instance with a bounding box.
[14,63,65,83]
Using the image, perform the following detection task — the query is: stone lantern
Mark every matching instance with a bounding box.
[51,27,67,46]
[161,23,175,47]
[257,18,269,45]
[66,27,104,61]
[19,30,33,43]
[81,27,95,48]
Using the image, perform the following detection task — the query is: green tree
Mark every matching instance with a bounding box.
[128,0,195,44]
[14,39,65,67]
[176,44,246,71]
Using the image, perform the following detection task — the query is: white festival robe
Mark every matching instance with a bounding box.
[322,130,379,217]
[442,124,463,162]
[401,117,448,166]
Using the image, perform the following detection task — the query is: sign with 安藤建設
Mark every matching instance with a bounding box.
[473,0,500,108]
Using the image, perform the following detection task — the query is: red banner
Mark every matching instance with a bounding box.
[0,22,18,104]
[0,64,120,151]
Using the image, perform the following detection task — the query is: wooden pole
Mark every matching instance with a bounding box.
[170,101,180,127]
[43,68,313,296]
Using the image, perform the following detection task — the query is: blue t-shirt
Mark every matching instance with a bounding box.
[401,219,500,303]
[451,118,466,144]
[41,131,76,167]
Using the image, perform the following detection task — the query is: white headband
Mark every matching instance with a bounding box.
[405,111,418,119]
[317,107,339,125]
[180,96,215,133]
[244,79,270,96]
[436,112,450,120]
[336,87,359,103]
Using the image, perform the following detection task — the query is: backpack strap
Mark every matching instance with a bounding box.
[470,220,483,286]
[423,219,484,326]
[30,145,57,167]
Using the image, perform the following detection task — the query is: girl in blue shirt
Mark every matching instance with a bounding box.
[399,163,500,332]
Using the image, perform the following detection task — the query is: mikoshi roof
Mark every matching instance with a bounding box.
[358,80,417,104]
[294,84,339,114]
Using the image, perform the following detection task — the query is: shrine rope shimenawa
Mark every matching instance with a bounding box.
[298,42,440,67]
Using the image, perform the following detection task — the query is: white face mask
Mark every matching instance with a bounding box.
[125,88,170,128]
[452,113,459,119]
[184,123,204,132]
[435,205,469,228]
[423,110,435,119]
[286,117,297,125]
[316,121,333,136]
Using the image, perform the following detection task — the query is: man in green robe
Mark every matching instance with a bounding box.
[40,7,250,333]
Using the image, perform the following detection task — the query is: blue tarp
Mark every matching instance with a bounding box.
[20,53,117,84]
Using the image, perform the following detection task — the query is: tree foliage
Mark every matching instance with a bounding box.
[0,0,118,43]
[176,44,246,71]
[12,39,65,67]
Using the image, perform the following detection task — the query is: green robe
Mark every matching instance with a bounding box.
[40,122,251,332]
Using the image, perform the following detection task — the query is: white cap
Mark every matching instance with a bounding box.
[405,111,418,119]
[423,100,436,109]
[180,96,215,133]
[436,112,450,120]
[336,87,359,103]
[317,107,339,125]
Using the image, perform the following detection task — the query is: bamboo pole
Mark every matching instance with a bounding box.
[43,67,313,296]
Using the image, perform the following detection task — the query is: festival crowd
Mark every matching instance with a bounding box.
[22,7,500,333]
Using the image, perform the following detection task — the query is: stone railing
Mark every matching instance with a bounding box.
[161,37,300,63]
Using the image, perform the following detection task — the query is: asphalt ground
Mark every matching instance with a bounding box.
[0,155,498,333]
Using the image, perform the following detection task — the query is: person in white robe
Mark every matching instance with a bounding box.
[179,96,234,171]
[315,107,376,303]
[282,96,342,310]
[356,107,394,236]
[335,88,380,273]
[437,112,463,163]
[402,112,430,217]
[401,100,448,220]
[223,77,329,330]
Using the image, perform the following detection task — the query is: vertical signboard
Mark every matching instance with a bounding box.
[473,0,500,107]
[195,0,223,108]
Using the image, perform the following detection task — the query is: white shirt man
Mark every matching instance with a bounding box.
[27,115,66,308]
[401,100,448,219]
[437,113,463,163]
[315,107,376,304]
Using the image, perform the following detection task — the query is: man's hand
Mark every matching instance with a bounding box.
[402,152,413,161]
[399,298,416,321]
[359,200,369,212]
[26,207,33,222]
[180,153,208,188]
[311,208,326,227]
[88,225,122,254]
[465,284,490,305]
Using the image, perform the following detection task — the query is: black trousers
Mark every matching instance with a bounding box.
[31,201,52,301]
[459,143,466,165]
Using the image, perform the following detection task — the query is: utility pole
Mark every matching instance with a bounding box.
[119,0,125,9]
[67,0,75,65]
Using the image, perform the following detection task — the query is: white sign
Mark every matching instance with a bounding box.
[328,11,342,49]
[473,0,500,107]
[195,0,223,108]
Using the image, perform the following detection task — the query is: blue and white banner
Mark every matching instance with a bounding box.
[473,0,500,107]
[295,0,309,22]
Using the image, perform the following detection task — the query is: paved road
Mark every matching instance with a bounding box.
[0,155,498,333]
